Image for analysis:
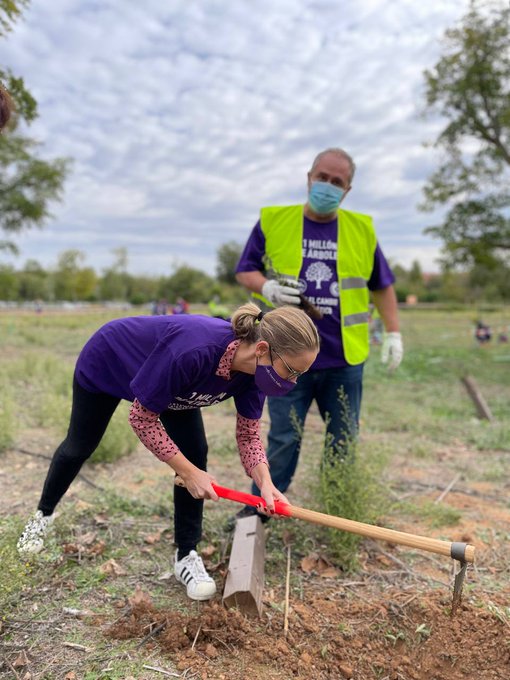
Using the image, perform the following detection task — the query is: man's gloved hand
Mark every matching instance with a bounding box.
[381,332,403,370]
[261,279,301,307]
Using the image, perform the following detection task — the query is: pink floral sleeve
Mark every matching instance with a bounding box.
[128,399,180,463]
[236,414,268,476]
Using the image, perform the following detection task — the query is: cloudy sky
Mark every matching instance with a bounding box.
[2,0,472,276]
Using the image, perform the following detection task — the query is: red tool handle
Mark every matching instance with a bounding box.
[211,483,292,517]
[175,477,475,562]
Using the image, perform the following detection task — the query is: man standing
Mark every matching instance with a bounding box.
[235,148,403,504]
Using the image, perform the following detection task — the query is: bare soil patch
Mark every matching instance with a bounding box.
[1,407,510,679]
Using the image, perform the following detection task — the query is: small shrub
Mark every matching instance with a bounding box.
[319,446,386,570]
[315,392,387,571]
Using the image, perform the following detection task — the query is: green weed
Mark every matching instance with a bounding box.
[313,393,388,571]
[467,421,510,452]
[0,518,36,609]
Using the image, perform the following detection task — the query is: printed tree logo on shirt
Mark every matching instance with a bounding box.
[305,262,333,290]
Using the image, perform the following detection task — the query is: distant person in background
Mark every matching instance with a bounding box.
[497,326,509,344]
[172,297,189,314]
[151,299,168,315]
[475,321,491,346]
[17,303,320,601]
[0,83,13,131]
[235,147,403,520]
[208,295,230,320]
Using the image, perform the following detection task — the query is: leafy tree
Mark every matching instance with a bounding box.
[216,241,243,284]
[160,265,215,303]
[17,258,49,299]
[52,249,85,301]
[0,0,69,255]
[421,1,510,269]
[127,275,159,305]
[74,267,98,301]
[99,247,129,300]
[0,263,18,299]
[0,0,28,36]
[408,260,423,285]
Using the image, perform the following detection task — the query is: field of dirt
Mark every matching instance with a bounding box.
[1,404,509,680]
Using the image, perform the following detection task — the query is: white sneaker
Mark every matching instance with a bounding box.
[174,550,217,601]
[17,510,54,555]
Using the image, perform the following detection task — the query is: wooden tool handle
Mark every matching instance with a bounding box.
[174,478,475,563]
[288,505,475,563]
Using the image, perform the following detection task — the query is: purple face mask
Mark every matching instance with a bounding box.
[254,363,296,397]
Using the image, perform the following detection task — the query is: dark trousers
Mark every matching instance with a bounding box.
[251,364,364,495]
[38,377,207,552]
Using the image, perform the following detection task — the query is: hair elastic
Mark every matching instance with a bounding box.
[256,311,264,322]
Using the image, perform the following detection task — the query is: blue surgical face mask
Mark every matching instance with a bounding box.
[308,181,345,215]
[254,363,296,397]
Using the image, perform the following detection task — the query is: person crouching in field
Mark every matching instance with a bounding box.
[17,303,319,600]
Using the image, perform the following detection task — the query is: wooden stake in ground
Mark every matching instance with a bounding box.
[461,375,494,421]
[283,543,291,637]
[223,514,265,617]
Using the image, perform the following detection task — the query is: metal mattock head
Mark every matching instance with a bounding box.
[450,542,469,616]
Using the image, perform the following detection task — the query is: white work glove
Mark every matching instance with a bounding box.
[261,279,301,307]
[381,332,403,370]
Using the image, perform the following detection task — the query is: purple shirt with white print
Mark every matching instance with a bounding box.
[75,315,264,418]
[235,215,395,369]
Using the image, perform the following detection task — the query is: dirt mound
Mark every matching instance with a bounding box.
[106,588,510,679]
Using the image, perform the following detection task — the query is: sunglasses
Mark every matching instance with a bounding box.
[270,347,306,380]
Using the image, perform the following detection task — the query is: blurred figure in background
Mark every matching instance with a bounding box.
[151,299,168,315]
[208,295,230,320]
[172,297,189,314]
[474,320,491,346]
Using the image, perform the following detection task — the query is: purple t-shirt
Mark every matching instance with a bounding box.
[74,315,264,419]
[236,214,395,369]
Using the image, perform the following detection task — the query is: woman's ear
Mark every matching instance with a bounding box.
[255,340,270,358]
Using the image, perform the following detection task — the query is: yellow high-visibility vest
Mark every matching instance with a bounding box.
[253,204,376,365]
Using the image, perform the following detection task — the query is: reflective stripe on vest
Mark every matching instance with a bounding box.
[257,205,377,365]
[342,277,367,290]
[344,312,370,327]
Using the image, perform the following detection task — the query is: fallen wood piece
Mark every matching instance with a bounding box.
[62,642,92,652]
[141,666,180,677]
[435,473,461,504]
[461,375,494,421]
[223,515,265,617]
[136,620,167,648]
[191,623,201,651]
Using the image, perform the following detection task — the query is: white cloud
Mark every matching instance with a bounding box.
[2,0,472,275]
